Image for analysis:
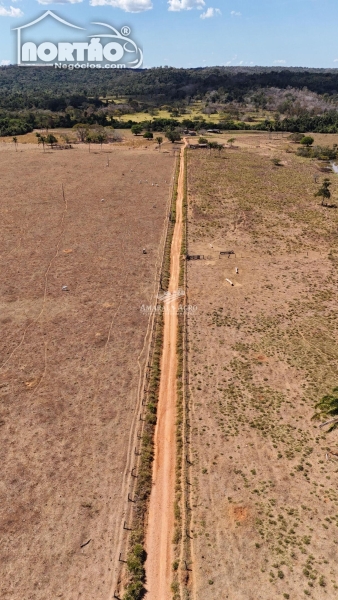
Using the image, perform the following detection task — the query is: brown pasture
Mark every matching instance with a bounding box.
[0,143,174,600]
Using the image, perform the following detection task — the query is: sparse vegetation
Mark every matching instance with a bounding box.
[186,131,338,599]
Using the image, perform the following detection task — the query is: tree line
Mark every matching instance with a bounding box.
[3,65,338,110]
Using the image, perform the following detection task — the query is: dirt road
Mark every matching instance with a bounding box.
[145,142,186,599]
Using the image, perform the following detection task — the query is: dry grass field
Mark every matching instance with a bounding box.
[186,134,338,599]
[0,129,177,154]
[0,143,174,600]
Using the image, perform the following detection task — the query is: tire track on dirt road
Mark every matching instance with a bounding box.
[145,140,187,600]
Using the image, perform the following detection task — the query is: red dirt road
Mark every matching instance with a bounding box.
[145,142,186,599]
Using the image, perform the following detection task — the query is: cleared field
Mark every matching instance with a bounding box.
[0,130,176,154]
[0,143,174,599]
[186,135,338,599]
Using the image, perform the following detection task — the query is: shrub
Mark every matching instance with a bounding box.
[172,560,179,571]
[123,581,145,600]
[289,132,304,143]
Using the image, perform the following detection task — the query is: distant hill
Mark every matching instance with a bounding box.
[1,65,338,110]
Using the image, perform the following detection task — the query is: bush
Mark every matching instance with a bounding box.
[143,131,153,139]
[172,560,179,571]
[127,554,145,579]
[123,581,145,600]
[289,132,304,143]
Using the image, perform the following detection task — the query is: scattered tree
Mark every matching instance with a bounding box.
[37,134,47,152]
[73,123,89,142]
[227,137,236,147]
[155,136,163,150]
[86,132,93,152]
[46,134,57,148]
[97,132,107,149]
[165,130,181,143]
[300,136,314,147]
[60,133,71,145]
[208,141,224,155]
[289,132,304,143]
[312,387,338,431]
[131,124,143,136]
[143,131,153,139]
[315,178,332,206]
[12,136,18,151]
[198,137,208,144]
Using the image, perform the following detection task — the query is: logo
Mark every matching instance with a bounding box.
[140,289,197,315]
[158,289,185,305]
[13,10,143,69]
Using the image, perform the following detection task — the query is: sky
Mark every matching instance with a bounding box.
[1,0,338,68]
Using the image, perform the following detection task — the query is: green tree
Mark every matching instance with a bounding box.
[155,136,163,150]
[46,134,57,148]
[86,132,93,152]
[37,134,47,152]
[73,123,89,142]
[198,137,208,144]
[315,178,331,206]
[227,137,236,147]
[97,132,107,149]
[143,131,153,139]
[12,136,18,151]
[165,130,181,143]
[312,387,338,431]
[131,124,143,135]
[300,136,314,147]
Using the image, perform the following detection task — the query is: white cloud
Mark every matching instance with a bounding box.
[200,6,221,18]
[38,0,82,4]
[273,59,286,65]
[168,0,205,11]
[1,59,11,64]
[334,59,338,63]
[90,0,152,11]
[230,10,241,16]
[0,5,23,16]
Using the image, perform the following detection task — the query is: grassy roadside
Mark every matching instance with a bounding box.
[121,154,180,600]
[172,148,192,600]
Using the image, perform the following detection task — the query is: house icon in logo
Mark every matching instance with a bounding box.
[13,10,84,65]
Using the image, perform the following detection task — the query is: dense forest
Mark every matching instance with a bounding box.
[2,65,338,136]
